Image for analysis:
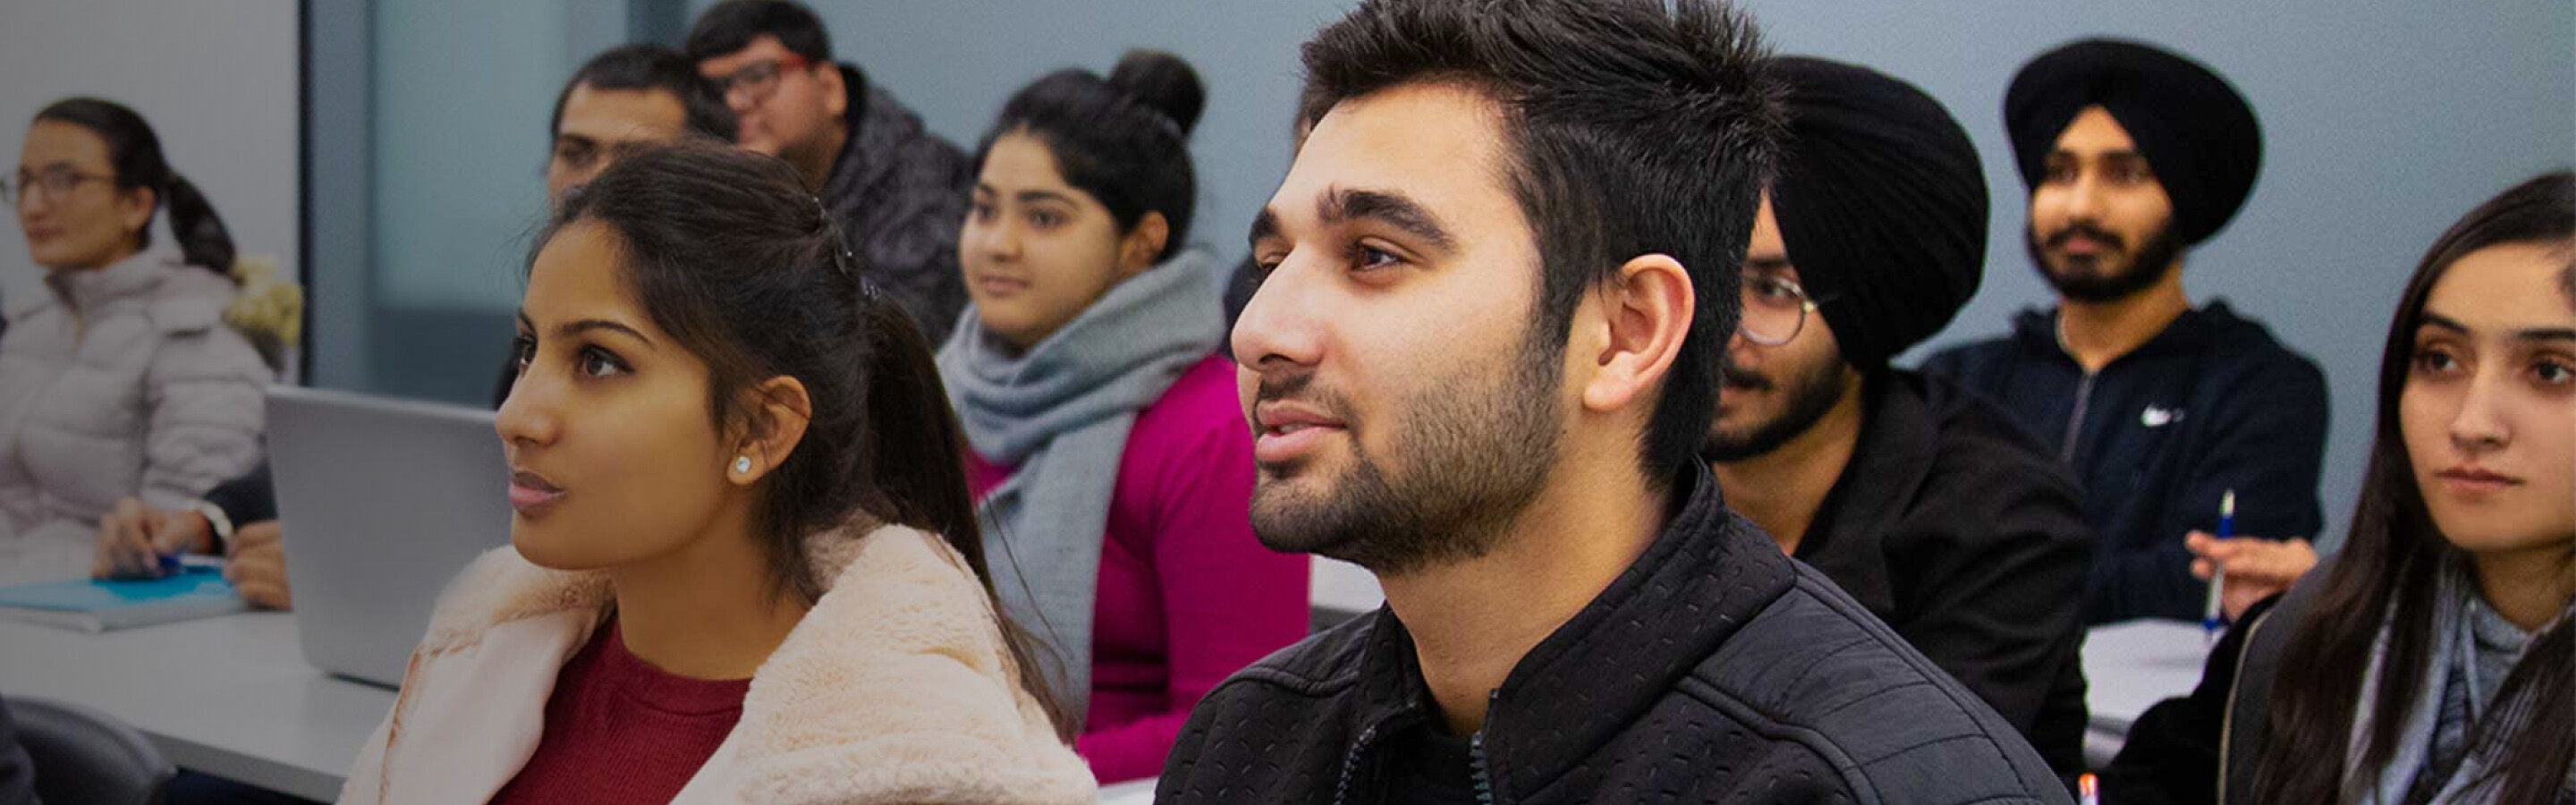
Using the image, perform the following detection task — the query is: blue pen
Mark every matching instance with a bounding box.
[156,552,225,575]
[2201,490,2236,639]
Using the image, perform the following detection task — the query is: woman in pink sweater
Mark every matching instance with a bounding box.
[935,51,1310,783]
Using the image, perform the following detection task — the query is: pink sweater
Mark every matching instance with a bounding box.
[965,354,1309,784]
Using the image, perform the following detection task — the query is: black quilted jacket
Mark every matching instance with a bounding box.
[1157,469,2072,805]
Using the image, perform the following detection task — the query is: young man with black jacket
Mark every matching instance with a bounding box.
[1922,38,2330,626]
[1158,2,2067,802]
[1705,56,2092,777]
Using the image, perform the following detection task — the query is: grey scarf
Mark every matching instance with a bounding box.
[2345,562,2575,803]
[935,248,1225,725]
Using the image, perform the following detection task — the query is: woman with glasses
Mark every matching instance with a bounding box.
[936,52,1309,784]
[0,97,270,583]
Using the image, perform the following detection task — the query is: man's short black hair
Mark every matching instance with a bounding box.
[684,0,833,64]
[1298,0,1785,485]
[550,44,737,143]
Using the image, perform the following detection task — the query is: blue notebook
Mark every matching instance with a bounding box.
[0,567,248,632]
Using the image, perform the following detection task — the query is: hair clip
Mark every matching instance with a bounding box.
[809,195,861,280]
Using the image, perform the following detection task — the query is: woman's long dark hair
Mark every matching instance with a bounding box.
[33,97,235,274]
[972,50,1204,262]
[2253,171,2575,804]
[534,139,1068,736]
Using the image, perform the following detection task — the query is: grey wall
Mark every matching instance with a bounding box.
[751,0,2571,550]
[0,0,301,326]
[308,0,665,402]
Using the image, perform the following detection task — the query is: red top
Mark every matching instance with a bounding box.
[965,354,1311,784]
[488,618,750,805]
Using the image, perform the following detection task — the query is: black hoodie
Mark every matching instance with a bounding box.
[1794,370,2093,776]
[1921,301,2328,625]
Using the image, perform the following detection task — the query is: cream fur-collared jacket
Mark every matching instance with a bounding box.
[340,520,1098,805]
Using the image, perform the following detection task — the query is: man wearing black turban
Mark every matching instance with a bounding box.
[1704,56,2092,775]
[1924,38,2329,627]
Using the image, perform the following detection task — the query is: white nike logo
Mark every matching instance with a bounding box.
[2141,406,2184,428]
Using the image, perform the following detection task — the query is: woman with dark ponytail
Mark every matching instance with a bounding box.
[341,140,1090,805]
[0,97,269,581]
[937,51,1309,783]
[2104,172,2575,804]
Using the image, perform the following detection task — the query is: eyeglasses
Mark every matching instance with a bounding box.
[711,55,812,106]
[2,166,114,207]
[1738,274,1820,346]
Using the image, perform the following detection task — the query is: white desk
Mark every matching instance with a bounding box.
[2079,619,2214,767]
[0,561,1377,805]
[0,568,2205,801]
[1310,555,1381,618]
[0,613,395,801]
[1100,777,1157,804]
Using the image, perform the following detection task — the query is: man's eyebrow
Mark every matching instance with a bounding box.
[1318,187,1458,254]
[1247,208,1281,251]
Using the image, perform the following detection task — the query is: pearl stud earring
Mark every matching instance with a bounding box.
[733,456,752,475]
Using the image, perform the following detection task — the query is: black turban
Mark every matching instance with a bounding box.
[1769,56,1988,369]
[2004,38,2262,247]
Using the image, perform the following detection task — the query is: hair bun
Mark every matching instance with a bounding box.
[1106,49,1205,138]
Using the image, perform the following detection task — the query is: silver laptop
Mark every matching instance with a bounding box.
[267,386,511,688]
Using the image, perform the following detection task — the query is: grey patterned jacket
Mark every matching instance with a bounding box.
[822,64,973,341]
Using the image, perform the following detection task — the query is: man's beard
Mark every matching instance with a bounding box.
[1247,330,1563,577]
[1702,350,1847,462]
[2028,219,2183,303]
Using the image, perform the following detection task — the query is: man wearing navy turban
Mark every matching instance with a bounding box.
[1924,38,2329,627]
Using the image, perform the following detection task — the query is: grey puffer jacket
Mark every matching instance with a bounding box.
[0,244,269,580]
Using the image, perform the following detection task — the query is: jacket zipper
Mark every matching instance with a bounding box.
[2212,606,2279,805]
[1470,731,1497,805]
[2059,371,2097,463]
[1332,724,1380,805]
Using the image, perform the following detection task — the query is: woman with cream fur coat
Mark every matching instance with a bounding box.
[341,521,1095,805]
[342,143,1095,804]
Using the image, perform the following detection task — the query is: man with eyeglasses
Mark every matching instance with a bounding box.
[1703,57,2092,776]
[686,0,971,340]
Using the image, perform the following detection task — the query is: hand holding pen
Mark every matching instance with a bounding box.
[2185,492,2319,623]
[2199,491,2237,640]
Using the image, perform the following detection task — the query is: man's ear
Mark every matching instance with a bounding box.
[727,376,814,487]
[818,61,847,119]
[1577,253,1693,415]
